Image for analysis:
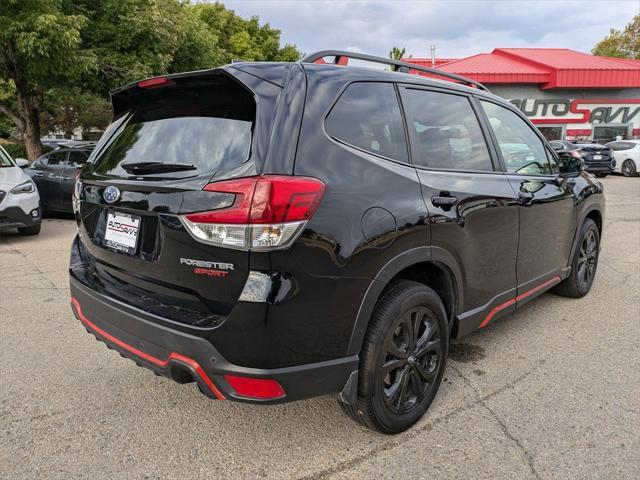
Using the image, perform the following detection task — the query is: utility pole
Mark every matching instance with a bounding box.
[430,42,436,68]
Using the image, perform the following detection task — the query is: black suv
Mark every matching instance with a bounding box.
[69,51,605,434]
[550,140,615,177]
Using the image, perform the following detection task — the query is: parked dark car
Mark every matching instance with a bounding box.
[549,140,615,177]
[69,51,605,434]
[26,146,93,214]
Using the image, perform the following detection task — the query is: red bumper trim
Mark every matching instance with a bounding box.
[479,276,561,328]
[70,297,225,400]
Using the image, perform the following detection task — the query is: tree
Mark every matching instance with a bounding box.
[389,46,407,61]
[1,0,302,160]
[0,0,96,160]
[192,2,301,64]
[592,15,640,59]
[42,87,111,139]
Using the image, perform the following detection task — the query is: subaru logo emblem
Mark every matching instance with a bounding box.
[103,186,120,204]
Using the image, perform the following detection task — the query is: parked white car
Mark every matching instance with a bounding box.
[606,140,639,177]
[0,146,42,235]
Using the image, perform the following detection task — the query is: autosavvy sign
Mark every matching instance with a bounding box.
[509,98,640,125]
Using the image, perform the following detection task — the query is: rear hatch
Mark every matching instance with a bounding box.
[74,69,275,327]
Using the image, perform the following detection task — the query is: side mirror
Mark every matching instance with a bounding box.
[558,154,584,177]
[15,158,29,168]
[551,143,564,152]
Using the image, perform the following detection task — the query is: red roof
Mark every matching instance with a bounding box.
[403,58,459,68]
[403,48,640,89]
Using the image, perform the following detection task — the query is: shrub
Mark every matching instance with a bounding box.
[1,142,53,161]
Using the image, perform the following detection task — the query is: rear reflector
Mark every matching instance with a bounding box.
[223,375,285,399]
[181,175,325,251]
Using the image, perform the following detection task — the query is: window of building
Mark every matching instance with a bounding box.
[401,88,493,171]
[593,125,630,143]
[325,82,408,163]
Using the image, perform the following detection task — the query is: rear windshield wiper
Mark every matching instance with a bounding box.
[121,161,197,174]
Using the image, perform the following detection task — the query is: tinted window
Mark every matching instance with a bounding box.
[481,101,552,175]
[68,151,89,166]
[47,151,68,166]
[610,142,636,151]
[326,82,408,163]
[402,89,493,171]
[0,147,12,167]
[93,81,254,176]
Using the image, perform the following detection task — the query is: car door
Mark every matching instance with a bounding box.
[478,99,576,294]
[60,150,89,211]
[31,151,67,211]
[399,85,520,334]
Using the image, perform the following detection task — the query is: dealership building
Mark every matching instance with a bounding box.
[406,48,640,142]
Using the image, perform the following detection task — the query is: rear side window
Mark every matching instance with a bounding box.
[481,101,552,175]
[611,142,635,151]
[93,80,254,177]
[47,151,67,166]
[325,82,408,163]
[68,151,89,166]
[401,88,493,171]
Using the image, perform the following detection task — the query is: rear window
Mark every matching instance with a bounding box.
[93,80,254,177]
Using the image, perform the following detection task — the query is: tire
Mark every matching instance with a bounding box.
[622,159,637,177]
[553,218,599,298]
[17,224,41,236]
[341,280,448,434]
[595,173,608,178]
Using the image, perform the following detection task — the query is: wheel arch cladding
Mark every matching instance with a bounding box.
[347,246,463,355]
[585,209,602,237]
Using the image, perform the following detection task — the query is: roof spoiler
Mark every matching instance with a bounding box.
[300,50,489,92]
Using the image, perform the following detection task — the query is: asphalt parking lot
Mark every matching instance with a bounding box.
[1,176,639,479]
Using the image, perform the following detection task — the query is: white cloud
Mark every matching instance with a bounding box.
[221,0,638,58]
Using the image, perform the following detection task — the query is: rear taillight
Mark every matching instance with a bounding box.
[569,150,583,159]
[180,175,325,251]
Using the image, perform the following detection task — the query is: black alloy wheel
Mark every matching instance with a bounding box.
[382,307,442,415]
[576,229,598,294]
[554,218,600,298]
[340,280,448,434]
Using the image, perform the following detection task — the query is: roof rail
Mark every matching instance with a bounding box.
[300,50,489,92]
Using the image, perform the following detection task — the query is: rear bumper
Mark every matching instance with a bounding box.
[584,163,613,174]
[69,276,358,404]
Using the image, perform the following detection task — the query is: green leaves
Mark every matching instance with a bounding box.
[1,0,302,159]
[592,15,640,60]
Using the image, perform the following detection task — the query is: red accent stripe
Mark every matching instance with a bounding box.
[70,297,225,400]
[479,276,561,328]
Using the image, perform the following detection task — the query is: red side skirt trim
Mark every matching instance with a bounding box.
[478,276,561,329]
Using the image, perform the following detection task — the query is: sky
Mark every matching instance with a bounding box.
[222,0,639,59]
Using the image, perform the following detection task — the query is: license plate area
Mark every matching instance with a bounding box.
[592,154,602,160]
[104,210,141,255]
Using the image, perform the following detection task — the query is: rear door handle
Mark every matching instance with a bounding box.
[431,195,458,208]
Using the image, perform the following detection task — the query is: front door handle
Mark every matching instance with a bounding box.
[518,191,535,206]
[32,172,43,177]
[431,195,458,208]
